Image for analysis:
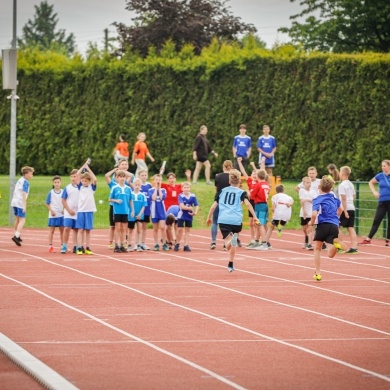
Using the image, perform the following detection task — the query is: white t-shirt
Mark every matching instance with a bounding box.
[46,189,64,218]
[272,193,293,222]
[338,180,356,211]
[299,188,317,218]
[62,184,80,219]
[78,183,97,212]
[11,177,30,208]
[297,178,321,194]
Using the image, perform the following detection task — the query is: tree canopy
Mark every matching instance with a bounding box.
[18,1,75,55]
[279,0,390,53]
[114,0,256,56]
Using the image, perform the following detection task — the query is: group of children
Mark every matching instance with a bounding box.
[10,156,358,281]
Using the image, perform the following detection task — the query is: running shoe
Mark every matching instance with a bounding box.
[313,273,322,281]
[49,246,55,253]
[227,262,235,273]
[322,242,327,250]
[12,236,21,246]
[359,239,371,245]
[306,244,313,251]
[237,238,242,247]
[76,248,83,255]
[246,240,255,248]
[60,244,67,254]
[174,243,180,251]
[153,244,160,251]
[344,248,358,254]
[183,245,191,252]
[210,242,216,250]
[84,248,94,255]
[302,243,308,249]
[140,244,150,250]
[114,246,121,253]
[162,243,170,251]
[127,245,133,252]
[223,244,227,251]
[137,245,143,252]
[108,242,114,249]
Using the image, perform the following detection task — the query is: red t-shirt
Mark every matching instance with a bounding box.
[251,180,270,204]
[161,183,182,211]
[246,177,258,200]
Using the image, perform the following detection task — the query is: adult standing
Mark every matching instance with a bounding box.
[257,125,277,176]
[360,160,390,246]
[192,125,218,185]
[232,124,252,171]
[210,160,234,249]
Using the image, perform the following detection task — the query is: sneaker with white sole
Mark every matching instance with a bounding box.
[227,262,235,272]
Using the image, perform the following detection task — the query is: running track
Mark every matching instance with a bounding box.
[0,227,389,389]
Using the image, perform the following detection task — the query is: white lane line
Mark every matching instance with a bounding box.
[0,332,78,390]
[1,270,389,384]
[0,273,246,390]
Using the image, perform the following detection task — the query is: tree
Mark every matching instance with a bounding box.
[114,0,256,57]
[279,0,390,53]
[18,1,75,55]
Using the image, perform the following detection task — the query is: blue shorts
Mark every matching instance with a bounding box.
[63,218,78,229]
[13,207,26,218]
[48,217,64,227]
[254,203,268,225]
[152,217,166,224]
[75,212,94,230]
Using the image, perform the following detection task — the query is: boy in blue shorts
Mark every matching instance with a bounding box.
[61,169,80,254]
[11,166,34,246]
[128,178,147,252]
[148,174,169,251]
[206,169,258,272]
[308,176,347,281]
[75,160,97,255]
[109,170,133,253]
[174,182,199,252]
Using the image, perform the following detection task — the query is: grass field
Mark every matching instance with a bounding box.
[0,175,386,238]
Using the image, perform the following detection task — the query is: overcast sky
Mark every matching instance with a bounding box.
[0,0,304,53]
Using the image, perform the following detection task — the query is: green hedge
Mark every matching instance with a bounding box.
[1,45,389,179]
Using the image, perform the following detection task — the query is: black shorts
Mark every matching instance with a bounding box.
[114,214,128,224]
[313,223,339,244]
[339,210,355,228]
[247,199,255,218]
[271,220,287,227]
[109,205,115,227]
[177,219,192,228]
[142,215,150,223]
[128,220,140,229]
[300,217,311,226]
[197,157,208,163]
[219,223,242,239]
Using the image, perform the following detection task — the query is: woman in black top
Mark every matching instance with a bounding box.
[192,125,218,184]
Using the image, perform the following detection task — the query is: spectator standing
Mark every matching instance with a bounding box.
[257,125,277,176]
[233,124,252,171]
[192,125,218,185]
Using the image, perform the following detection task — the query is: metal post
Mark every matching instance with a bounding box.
[9,0,17,226]
[355,181,360,236]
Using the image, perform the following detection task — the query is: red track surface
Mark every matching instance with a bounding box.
[0,227,389,389]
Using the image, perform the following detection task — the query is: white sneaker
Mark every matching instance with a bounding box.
[127,245,134,252]
[255,243,270,251]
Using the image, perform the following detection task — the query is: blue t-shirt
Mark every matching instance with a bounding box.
[109,184,132,215]
[128,192,148,221]
[177,192,199,222]
[216,186,248,226]
[257,135,277,166]
[148,187,167,220]
[141,182,153,216]
[374,172,390,202]
[233,135,252,158]
[312,193,340,226]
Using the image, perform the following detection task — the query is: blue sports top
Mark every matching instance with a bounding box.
[216,186,249,226]
[177,192,199,222]
[128,192,148,221]
[233,135,252,158]
[374,172,390,202]
[312,192,340,226]
[109,184,132,215]
[257,135,277,166]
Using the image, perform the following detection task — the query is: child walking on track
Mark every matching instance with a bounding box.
[11,166,34,246]
[308,176,347,281]
[257,184,294,250]
[75,160,97,255]
[132,132,155,177]
[174,182,199,252]
[45,175,64,252]
[206,169,258,272]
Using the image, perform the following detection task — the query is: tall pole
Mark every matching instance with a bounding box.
[9,0,17,225]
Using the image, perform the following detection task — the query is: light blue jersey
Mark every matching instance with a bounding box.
[217,186,248,225]
[109,184,132,215]
[129,192,148,221]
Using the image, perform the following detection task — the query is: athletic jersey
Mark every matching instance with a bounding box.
[337,180,356,211]
[161,183,182,210]
[11,177,30,208]
[46,189,64,218]
[77,183,97,213]
[133,141,149,161]
[257,135,276,165]
[251,180,270,204]
[271,193,293,222]
[141,182,153,216]
[232,135,251,158]
[177,192,199,222]
[297,179,321,194]
[216,186,249,226]
[167,205,180,219]
[62,184,79,219]
[109,184,132,215]
[246,177,257,200]
[299,188,317,218]
[128,192,148,221]
[312,192,341,226]
[374,172,390,201]
[148,187,167,220]
[116,141,129,157]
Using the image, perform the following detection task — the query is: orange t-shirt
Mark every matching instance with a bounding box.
[116,141,129,157]
[133,141,149,161]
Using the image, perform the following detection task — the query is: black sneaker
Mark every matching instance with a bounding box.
[237,238,242,247]
[345,248,358,254]
[322,242,327,250]
[210,242,216,250]
[114,246,121,253]
[120,246,127,253]
[12,236,21,246]
[183,245,191,252]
